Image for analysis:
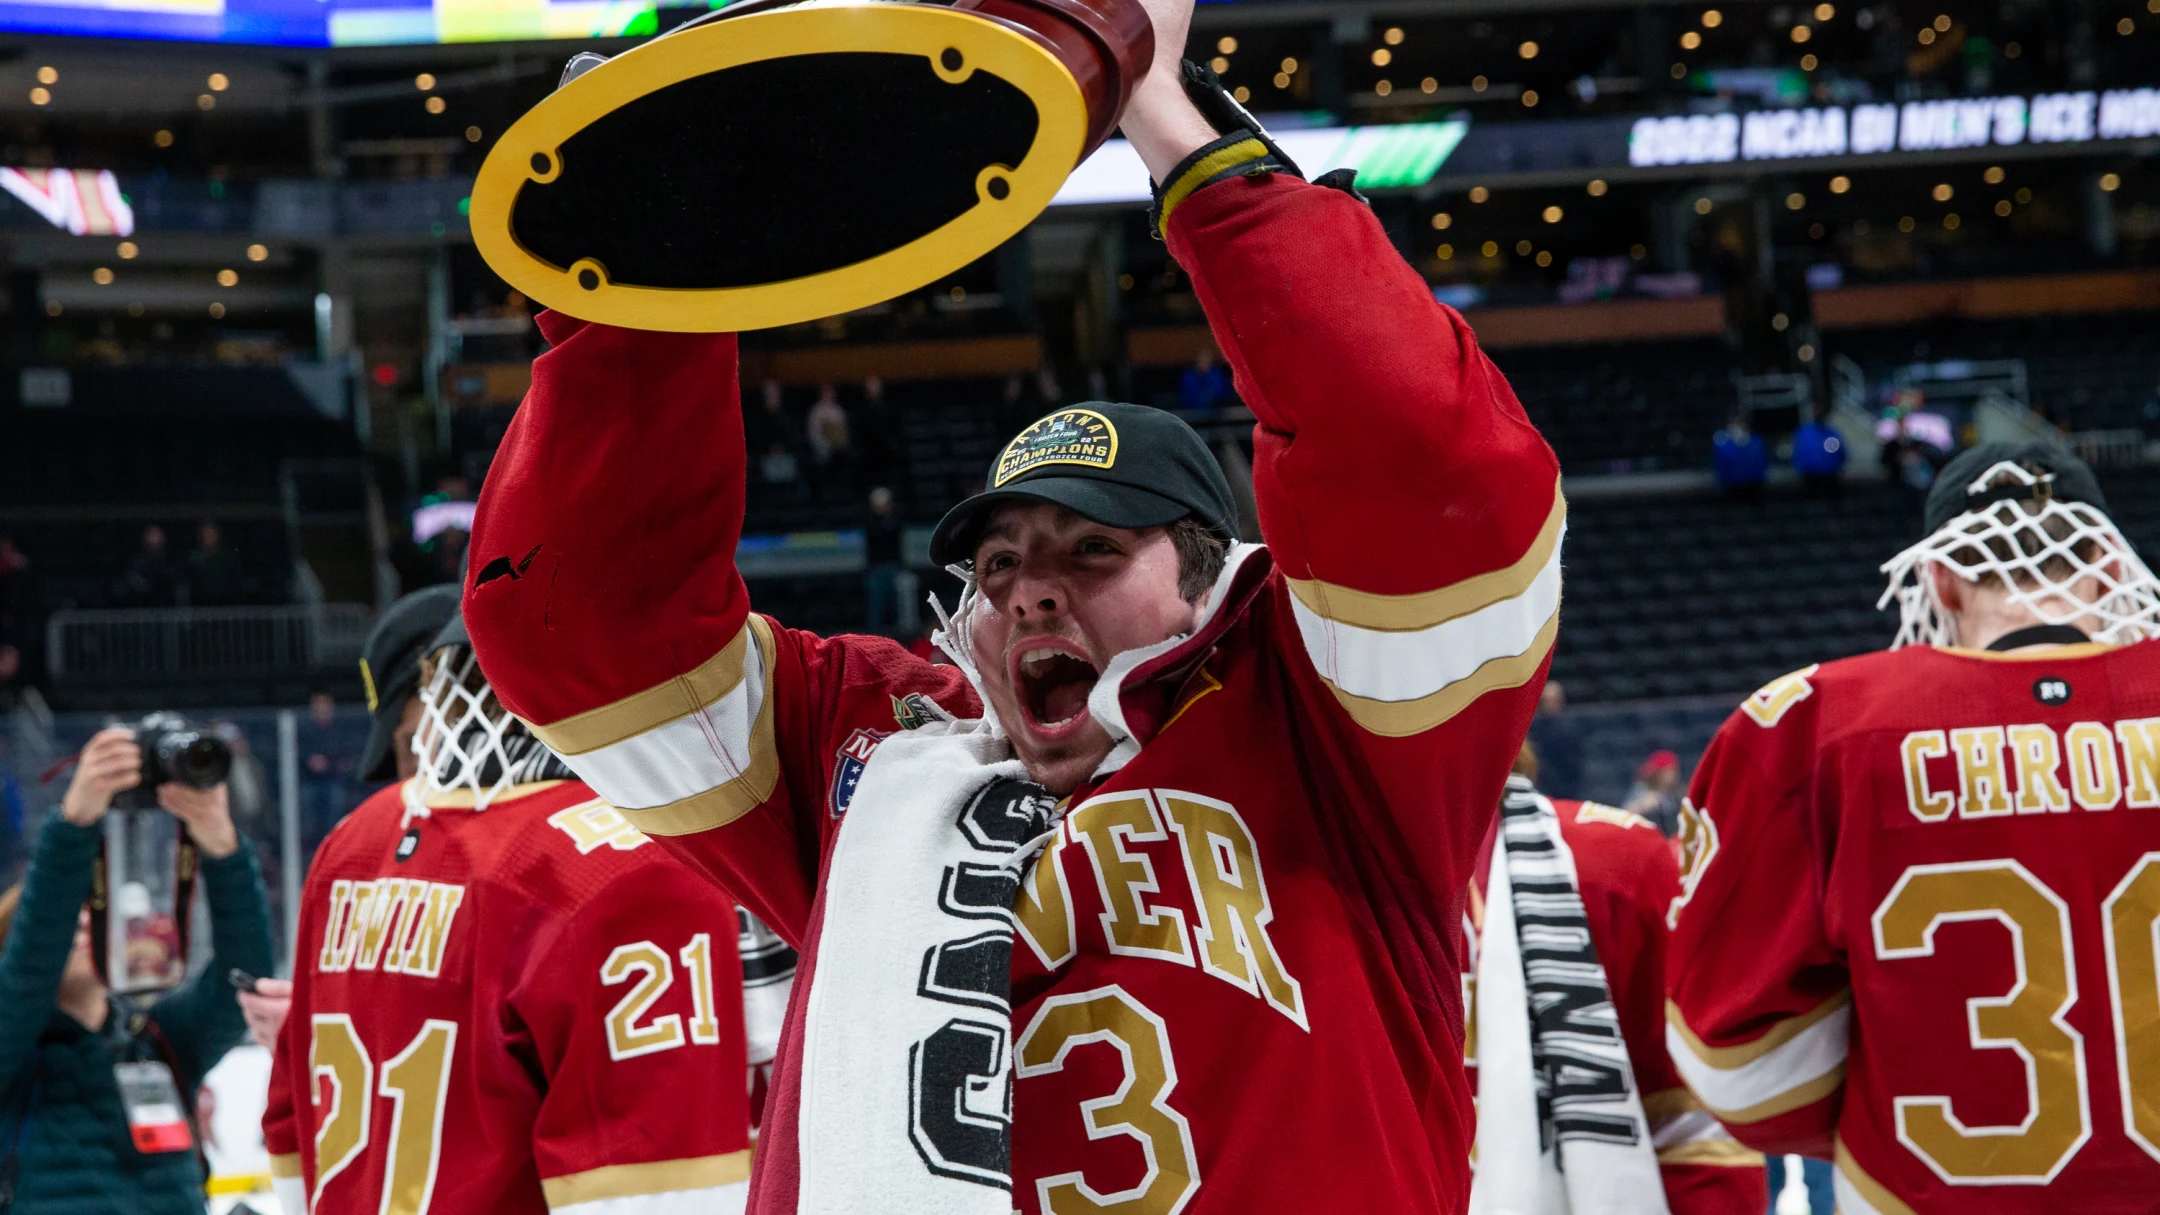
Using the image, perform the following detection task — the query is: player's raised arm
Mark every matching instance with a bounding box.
[463,318,815,927]
[1157,149,1561,894]
[1664,677,1849,1159]
[512,858,754,1214]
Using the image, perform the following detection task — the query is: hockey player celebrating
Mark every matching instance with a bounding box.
[262,605,757,1214]
[462,0,1562,1209]
[1667,441,2160,1212]
[1466,746,1765,1214]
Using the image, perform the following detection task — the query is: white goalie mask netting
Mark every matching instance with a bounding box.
[409,642,569,812]
[1878,459,2160,649]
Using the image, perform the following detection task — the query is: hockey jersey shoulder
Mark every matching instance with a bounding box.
[306,780,416,868]
[481,782,712,910]
[1556,799,1674,898]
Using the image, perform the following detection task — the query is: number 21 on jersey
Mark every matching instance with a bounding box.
[310,1017,457,1215]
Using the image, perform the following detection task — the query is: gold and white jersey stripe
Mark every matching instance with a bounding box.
[1665,991,1852,1124]
[528,616,780,838]
[1285,483,1564,737]
[1644,1088,1765,1169]
[542,1150,752,1215]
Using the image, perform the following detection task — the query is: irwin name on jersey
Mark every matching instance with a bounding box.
[317,878,467,978]
[1901,715,2160,820]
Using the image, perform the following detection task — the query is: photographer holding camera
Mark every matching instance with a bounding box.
[0,724,273,1213]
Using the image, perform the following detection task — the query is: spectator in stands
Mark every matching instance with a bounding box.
[113,524,178,608]
[854,376,899,491]
[807,381,853,490]
[0,725,272,1214]
[0,645,23,716]
[1525,679,1585,800]
[863,486,905,637]
[1624,749,1684,836]
[213,721,270,839]
[297,691,353,856]
[1791,410,1847,497]
[1711,416,1768,502]
[747,379,800,464]
[1178,347,1232,412]
[185,520,246,607]
[0,536,36,655]
[760,442,804,494]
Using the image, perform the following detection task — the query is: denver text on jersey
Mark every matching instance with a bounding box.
[463,6,1564,1209]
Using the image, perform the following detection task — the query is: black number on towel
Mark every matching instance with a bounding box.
[908,1019,1013,1189]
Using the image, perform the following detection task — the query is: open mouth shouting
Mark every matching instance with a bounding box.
[1010,638,1102,742]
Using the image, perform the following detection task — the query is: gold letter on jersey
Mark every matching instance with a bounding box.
[353,880,421,971]
[2008,725,2072,815]
[1070,792,1194,967]
[2117,718,2160,809]
[1015,823,1076,971]
[2067,722,2124,811]
[1901,732,1953,823]
[391,884,466,979]
[548,799,650,854]
[1160,792,1308,1030]
[319,880,356,973]
[1741,666,1819,729]
[1950,726,2014,819]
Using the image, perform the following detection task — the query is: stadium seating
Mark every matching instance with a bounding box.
[1825,312,2160,434]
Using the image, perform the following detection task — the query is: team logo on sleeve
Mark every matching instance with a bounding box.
[892,692,950,732]
[991,409,1118,486]
[1741,665,1819,728]
[830,728,890,818]
[1667,797,1721,929]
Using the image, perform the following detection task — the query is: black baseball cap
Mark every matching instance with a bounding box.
[1926,440,2107,535]
[930,402,1239,567]
[357,585,461,781]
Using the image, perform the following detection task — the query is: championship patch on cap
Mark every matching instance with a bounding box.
[992,408,1119,487]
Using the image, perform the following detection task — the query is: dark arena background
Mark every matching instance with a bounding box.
[0,0,2152,1205]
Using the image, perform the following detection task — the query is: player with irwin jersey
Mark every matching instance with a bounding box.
[1667,441,2160,1213]
[262,602,754,1215]
[1464,746,1764,1215]
[462,0,1561,1208]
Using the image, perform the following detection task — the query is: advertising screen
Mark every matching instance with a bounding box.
[0,0,1271,47]
[0,0,676,46]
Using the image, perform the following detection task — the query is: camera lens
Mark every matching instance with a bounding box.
[160,732,232,789]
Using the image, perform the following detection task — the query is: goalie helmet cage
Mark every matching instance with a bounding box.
[1878,460,2160,649]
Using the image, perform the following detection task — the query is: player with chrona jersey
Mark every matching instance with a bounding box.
[1464,746,1765,1214]
[461,1,1562,1208]
[261,606,758,1215]
[1666,441,2160,1213]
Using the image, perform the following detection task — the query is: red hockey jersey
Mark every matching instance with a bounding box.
[1667,640,2160,1213]
[1465,798,1766,1214]
[262,778,752,1214]
[464,173,1561,1212]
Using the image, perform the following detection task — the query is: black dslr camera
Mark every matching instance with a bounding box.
[110,712,233,811]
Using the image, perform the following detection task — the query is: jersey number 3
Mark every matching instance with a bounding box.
[1873,854,2160,1184]
[310,1016,458,1215]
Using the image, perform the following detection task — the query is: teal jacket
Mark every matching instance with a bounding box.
[0,812,274,1214]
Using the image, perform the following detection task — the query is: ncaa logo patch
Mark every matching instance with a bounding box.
[2034,676,2072,706]
[829,728,889,818]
